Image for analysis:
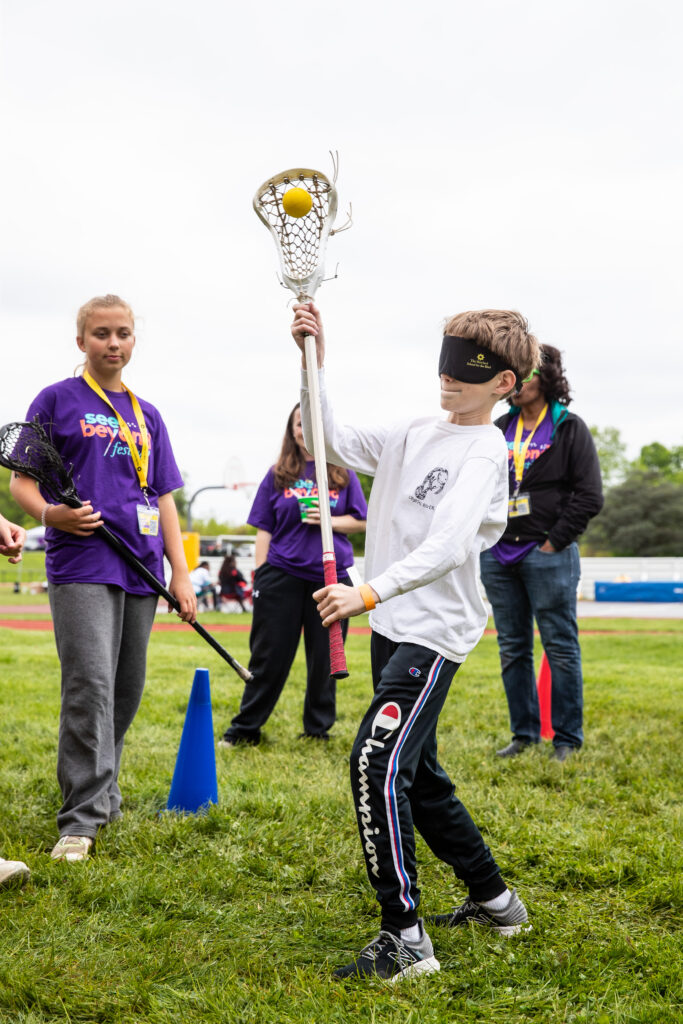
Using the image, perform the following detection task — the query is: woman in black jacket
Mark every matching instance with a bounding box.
[480,345,603,761]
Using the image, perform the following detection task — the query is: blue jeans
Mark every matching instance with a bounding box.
[480,543,583,749]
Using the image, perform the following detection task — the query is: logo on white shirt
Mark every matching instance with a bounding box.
[414,467,448,501]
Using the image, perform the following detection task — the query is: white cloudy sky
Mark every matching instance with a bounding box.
[1,0,681,524]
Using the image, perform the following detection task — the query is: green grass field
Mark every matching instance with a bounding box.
[0,608,681,1023]
[0,551,47,591]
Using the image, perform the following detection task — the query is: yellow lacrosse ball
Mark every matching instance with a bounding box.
[282,187,312,218]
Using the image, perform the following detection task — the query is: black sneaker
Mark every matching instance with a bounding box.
[550,744,577,762]
[333,921,440,981]
[495,739,534,758]
[428,889,530,937]
[217,733,259,748]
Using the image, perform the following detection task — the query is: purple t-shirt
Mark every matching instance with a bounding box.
[248,460,367,583]
[25,377,183,594]
[490,412,554,566]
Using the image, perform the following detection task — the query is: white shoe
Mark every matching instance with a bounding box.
[50,836,93,862]
[0,856,30,888]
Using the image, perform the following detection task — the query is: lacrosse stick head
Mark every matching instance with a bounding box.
[253,167,338,301]
[0,419,82,507]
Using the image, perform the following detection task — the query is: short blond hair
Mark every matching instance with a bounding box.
[444,309,540,384]
[77,294,135,337]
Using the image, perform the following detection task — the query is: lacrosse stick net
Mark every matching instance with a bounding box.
[253,167,338,300]
[0,419,252,682]
[253,161,350,678]
[0,421,81,506]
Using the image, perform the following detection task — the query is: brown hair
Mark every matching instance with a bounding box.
[273,403,350,492]
[443,309,540,388]
[77,294,135,337]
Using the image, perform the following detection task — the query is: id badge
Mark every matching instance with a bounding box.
[137,504,160,536]
[509,492,531,518]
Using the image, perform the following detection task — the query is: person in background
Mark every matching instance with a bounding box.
[218,552,248,612]
[480,344,603,762]
[219,402,367,745]
[190,560,216,610]
[0,512,31,887]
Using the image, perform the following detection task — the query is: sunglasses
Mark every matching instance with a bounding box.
[521,368,540,384]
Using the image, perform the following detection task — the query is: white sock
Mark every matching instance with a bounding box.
[400,922,422,944]
[480,889,512,912]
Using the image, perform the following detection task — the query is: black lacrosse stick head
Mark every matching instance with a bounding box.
[0,419,82,508]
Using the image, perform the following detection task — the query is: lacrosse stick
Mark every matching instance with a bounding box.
[253,158,351,679]
[0,419,253,682]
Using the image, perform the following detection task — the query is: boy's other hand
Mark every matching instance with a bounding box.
[291,302,325,368]
[313,583,368,626]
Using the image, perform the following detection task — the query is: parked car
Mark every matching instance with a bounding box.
[24,526,47,551]
[199,537,231,557]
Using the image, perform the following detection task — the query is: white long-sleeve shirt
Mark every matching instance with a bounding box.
[301,369,509,663]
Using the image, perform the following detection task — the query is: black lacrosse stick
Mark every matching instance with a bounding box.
[0,419,252,682]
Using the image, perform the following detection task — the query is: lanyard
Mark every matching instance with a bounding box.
[512,404,548,493]
[83,371,151,498]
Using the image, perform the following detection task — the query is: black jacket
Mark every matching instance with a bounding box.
[494,403,603,551]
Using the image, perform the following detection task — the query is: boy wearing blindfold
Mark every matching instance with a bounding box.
[292,303,540,981]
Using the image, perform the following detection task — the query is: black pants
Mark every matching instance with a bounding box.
[349,632,505,932]
[224,562,348,741]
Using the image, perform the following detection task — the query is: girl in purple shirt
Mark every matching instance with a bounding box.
[219,403,367,746]
[11,294,195,862]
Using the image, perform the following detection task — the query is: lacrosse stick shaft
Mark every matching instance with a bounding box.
[304,333,349,680]
[95,521,252,683]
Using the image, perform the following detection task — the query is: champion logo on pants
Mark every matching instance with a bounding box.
[384,655,445,911]
[372,702,402,737]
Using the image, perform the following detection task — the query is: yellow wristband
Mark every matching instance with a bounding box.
[359,584,377,611]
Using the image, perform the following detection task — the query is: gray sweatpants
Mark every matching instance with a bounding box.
[49,583,157,838]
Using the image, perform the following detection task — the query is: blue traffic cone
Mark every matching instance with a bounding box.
[166,668,218,813]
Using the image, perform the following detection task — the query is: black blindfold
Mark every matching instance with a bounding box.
[439,336,520,389]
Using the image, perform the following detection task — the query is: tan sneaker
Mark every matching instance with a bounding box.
[50,836,93,862]
[0,857,30,888]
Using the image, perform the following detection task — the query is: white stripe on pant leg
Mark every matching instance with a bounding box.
[383,655,445,912]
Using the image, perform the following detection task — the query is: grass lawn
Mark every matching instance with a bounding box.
[0,616,681,1023]
[0,551,48,592]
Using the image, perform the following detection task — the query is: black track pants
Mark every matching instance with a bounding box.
[224,562,348,741]
[349,632,505,932]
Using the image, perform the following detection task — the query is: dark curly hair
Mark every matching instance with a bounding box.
[537,344,572,406]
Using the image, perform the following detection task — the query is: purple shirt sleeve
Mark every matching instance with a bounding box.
[247,468,278,534]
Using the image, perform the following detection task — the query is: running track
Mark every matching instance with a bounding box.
[0,609,678,637]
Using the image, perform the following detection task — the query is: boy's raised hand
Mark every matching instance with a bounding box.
[291,302,326,369]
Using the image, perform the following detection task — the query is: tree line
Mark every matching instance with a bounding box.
[584,430,683,556]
